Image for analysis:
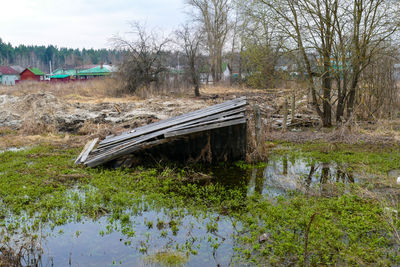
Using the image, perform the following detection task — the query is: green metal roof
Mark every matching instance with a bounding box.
[52,69,64,75]
[53,69,77,76]
[77,66,111,76]
[28,67,45,75]
[50,74,71,79]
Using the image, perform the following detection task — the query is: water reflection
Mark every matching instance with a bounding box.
[248,155,357,197]
[0,154,359,267]
[1,209,239,267]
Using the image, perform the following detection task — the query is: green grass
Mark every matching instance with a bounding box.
[0,143,399,265]
[272,141,400,174]
[144,250,189,266]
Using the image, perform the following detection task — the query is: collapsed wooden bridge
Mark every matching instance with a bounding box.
[76,97,247,168]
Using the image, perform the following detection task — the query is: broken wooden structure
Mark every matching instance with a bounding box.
[75,97,247,168]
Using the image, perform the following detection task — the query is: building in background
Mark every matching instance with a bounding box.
[10,65,25,75]
[0,66,19,85]
[20,67,46,82]
[49,74,73,82]
[76,65,111,80]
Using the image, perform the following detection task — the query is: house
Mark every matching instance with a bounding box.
[10,65,25,74]
[77,65,111,80]
[0,66,19,85]
[52,69,75,76]
[222,62,231,81]
[20,67,46,82]
[199,62,232,84]
[49,74,72,82]
[47,65,117,82]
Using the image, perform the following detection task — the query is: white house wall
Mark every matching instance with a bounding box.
[0,74,19,85]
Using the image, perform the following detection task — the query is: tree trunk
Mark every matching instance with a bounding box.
[194,84,200,97]
[322,62,332,127]
[346,74,359,120]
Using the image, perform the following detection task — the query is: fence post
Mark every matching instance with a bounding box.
[283,98,288,132]
[254,105,261,146]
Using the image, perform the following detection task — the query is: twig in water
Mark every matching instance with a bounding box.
[304,212,319,266]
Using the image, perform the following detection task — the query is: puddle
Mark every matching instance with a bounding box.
[0,147,27,154]
[0,154,367,266]
[248,155,358,197]
[2,208,238,267]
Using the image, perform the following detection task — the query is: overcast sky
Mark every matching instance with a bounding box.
[0,0,187,49]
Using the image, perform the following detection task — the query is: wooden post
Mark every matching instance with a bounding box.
[283,98,288,132]
[254,105,261,145]
[291,91,296,124]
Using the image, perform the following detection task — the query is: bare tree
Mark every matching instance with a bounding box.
[236,0,283,88]
[112,22,170,94]
[333,0,398,122]
[359,51,398,120]
[187,0,231,83]
[175,24,204,96]
[260,0,399,126]
[263,0,338,126]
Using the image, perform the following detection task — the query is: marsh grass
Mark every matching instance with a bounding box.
[0,144,400,265]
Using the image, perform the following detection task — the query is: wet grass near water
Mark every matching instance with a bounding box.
[0,143,400,266]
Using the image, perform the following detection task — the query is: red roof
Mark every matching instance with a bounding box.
[0,66,19,75]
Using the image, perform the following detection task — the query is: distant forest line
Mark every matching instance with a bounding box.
[0,39,125,72]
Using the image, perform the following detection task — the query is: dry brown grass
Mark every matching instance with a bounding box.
[0,78,127,102]
[19,120,56,136]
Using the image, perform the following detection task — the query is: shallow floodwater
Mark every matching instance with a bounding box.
[3,154,360,267]
[248,155,358,197]
[42,212,236,267]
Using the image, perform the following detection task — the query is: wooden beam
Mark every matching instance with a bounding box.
[164,118,247,138]
[75,138,99,164]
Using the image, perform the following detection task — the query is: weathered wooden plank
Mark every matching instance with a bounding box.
[85,117,246,167]
[170,113,245,132]
[88,113,245,162]
[85,137,172,167]
[98,97,246,148]
[92,108,246,155]
[106,97,245,139]
[75,139,94,164]
[81,97,248,167]
[100,99,242,143]
[75,138,99,164]
[98,99,246,148]
[164,118,247,138]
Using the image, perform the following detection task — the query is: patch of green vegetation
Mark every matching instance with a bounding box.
[0,144,399,265]
[144,250,189,266]
[272,141,400,174]
[235,193,397,265]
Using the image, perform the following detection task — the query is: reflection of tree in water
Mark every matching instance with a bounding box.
[0,234,48,267]
[303,161,355,192]
[336,167,354,183]
[282,155,288,176]
[305,164,316,193]
[255,161,266,195]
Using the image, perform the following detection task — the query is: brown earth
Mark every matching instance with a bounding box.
[0,81,399,150]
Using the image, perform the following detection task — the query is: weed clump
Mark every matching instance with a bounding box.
[144,250,189,266]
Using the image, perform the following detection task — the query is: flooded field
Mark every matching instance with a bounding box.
[1,144,400,266]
